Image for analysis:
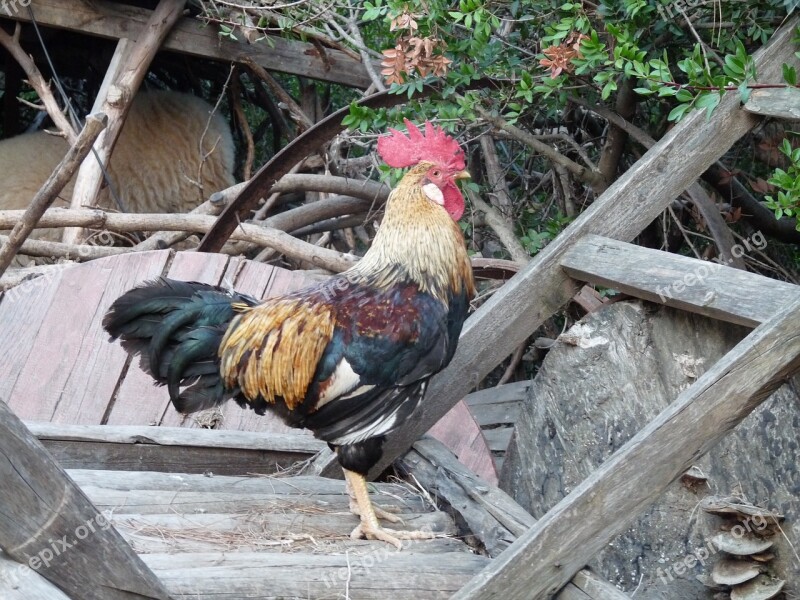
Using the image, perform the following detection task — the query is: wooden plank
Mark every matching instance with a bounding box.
[0,551,71,600]
[112,510,455,548]
[81,487,430,516]
[0,0,373,88]
[399,438,629,599]
[0,265,66,401]
[0,402,170,600]
[142,550,489,600]
[28,422,325,475]
[6,251,169,421]
[360,15,800,479]
[108,251,229,426]
[427,400,498,485]
[561,235,799,327]
[453,294,800,599]
[744,87,800,120]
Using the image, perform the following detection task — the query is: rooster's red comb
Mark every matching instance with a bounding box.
[377,119,465,171]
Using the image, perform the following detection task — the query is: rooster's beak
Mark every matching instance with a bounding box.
[454,170,471,181]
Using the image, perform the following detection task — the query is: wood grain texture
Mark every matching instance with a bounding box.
[0,403,170,600]
[7,251,169,422]
[744,87,800,120]
[501,302,800,598]
[28,423,325,476]
[0,0,373,88]
[142,550,489,599]
[454,293,800,599]
[561,234,798,327]
[399,437,629,599]
[0,551,71,600]
[364,15,800,480]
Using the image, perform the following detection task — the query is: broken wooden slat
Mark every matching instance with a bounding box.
[0,403,171,600]
[0,0,373,88]
[27,422,325,475]
[743,87,800,120]
[400,437,629,599]
[362,15,800,480]
[453,293,800,598]
[561,234,799,327]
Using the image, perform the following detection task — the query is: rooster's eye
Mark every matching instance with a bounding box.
[431,169,441,178]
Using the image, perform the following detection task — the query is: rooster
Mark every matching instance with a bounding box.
[103,121,475,548]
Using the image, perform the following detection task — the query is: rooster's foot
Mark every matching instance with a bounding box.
[349,523,437,550]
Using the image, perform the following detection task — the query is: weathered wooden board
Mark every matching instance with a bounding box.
[501,301,800,598]
[1,0,373,88]
[362,15,800,479]
[0,265,66,401]
[454,292,800,599]
[744,87,800,120]
[399,438,629,599]
[0,551,71,600]
[142,550,489,600]
[0,402,170,600]
[561,234,799,327]
[5,251,169,422]
[28,423,325,476]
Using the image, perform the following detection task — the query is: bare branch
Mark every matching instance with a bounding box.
[0,114,107,277]
[0,24,77,145]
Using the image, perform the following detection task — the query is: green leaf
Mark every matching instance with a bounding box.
[782,63,797,86]
[667,103,691,122]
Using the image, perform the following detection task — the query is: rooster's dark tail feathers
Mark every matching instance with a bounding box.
[103,277,257,414]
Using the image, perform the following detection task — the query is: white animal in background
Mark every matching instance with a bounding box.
[0,91,236,242]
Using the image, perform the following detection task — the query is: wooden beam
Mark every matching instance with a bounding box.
[454,293,800,599]
[0,403,171,600]
[26,423,326,475]
[1,0,372,88]
[399,437,630,600]
[561,235,799,327]
[744,87,800,120]
[355,15,800,480]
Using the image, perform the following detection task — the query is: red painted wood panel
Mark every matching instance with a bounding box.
[0,266,67,402]
[8,251,169,422]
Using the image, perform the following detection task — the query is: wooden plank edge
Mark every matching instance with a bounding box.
[561,234,799,327]
[453,291,800,599]
[25,422,326,453]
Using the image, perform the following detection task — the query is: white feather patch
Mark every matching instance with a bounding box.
[341,384,376,399]
[318,359,361,405]
[422,182,444,205]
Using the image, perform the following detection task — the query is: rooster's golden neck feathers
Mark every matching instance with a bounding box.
[350,162,474,304]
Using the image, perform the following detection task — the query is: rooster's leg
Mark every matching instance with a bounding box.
[343,468,436,549]
[346,477,402,524]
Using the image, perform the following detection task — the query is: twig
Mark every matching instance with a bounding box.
[243,57,313,131]
[0,114,107,277]
[62,0,185,246]
[0,208,359,273]
[0,24,77,145]
[467,190,529,264]
[231,69,256,179]
[342,4,385,91]
[476,105,606,191]
[0,234,126,261]
[497,343,525,386]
